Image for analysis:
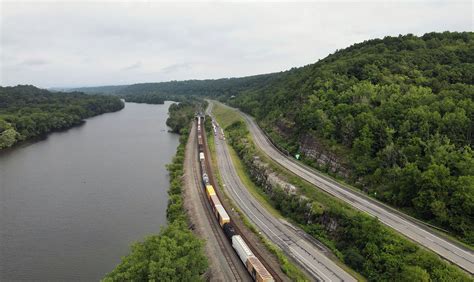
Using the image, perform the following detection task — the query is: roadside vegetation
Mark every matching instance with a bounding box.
[228,32,474,244]
[213,102,471,281]
[103,101,208,281]
[0,85,124,150]
[204,115,309,281]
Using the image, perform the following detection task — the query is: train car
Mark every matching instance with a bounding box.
[202,173,209,186]
[199,152,205,161]
[206,185,216,200]
[215,204,230,227]
[232,235,254,265]
[209,193,222,210]
[223,223,236,241]
[200,161,207,176]
[246,256,274,282]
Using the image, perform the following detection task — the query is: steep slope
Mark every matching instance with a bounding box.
[229,32,474,244]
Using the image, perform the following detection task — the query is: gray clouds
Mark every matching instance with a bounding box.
[0,1,472,88]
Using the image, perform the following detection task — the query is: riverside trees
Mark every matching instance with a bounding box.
[0,85,124,149]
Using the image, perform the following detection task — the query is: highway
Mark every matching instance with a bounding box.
[213,102,474,274]
[207,103,356,282]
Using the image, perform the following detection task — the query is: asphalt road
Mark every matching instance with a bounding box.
[218,102,474,274]
[207,104,356,282]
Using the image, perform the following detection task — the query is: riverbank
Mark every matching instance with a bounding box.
[103,102,208,280]
[0,102,178,281]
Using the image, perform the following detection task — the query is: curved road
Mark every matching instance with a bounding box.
[214,101,474,274]
[208,103,356,282]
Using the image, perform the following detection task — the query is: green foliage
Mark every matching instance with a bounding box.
[226,32,474,244]
[165,102,201,134]
[104,101,208,281]
[0,85,124,150]
[102,221,207,282]
[224,120,471,281]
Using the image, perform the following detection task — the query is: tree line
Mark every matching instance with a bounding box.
[0,85,124,150]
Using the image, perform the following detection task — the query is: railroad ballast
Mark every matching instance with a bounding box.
[195,116,274,282]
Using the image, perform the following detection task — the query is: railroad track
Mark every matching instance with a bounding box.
[201,117,283,282]
[190,126,244,281]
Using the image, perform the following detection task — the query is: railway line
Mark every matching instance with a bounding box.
[207,103,356,282]
[196,115,278,281]
[214,101,474,274]
[186,122,250,281]
[191,152,243,281]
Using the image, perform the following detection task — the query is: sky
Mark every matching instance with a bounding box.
[0,0,472,88]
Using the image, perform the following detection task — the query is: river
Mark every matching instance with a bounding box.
[0,102,179,281]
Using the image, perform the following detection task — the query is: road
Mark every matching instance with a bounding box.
[183,121,251,281]
[207,103,356,282]
[214,102,474,274]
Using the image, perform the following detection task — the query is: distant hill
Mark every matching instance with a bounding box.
[57,85,128,95]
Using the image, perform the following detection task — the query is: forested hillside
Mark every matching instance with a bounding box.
[63,32,473,243]
[229,32,474,244]
[0,85,124,149]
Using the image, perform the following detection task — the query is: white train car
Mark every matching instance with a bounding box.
[232,235,254,265]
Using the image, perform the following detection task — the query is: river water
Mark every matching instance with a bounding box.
[0,102,179,281]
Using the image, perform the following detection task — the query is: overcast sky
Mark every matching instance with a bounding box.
[0,1,472,88]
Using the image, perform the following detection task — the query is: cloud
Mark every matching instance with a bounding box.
[122,62,141,71]
[160,63,192,74]
[19,58,49,67]
[0,1,472,88]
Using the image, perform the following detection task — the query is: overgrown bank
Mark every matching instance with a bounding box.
[219,111,470,281]
[103,102,208,281]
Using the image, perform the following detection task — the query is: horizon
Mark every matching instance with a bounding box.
[1,1,472,88]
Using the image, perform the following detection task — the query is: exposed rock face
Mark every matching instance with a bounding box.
[271,120,351,179]
[244,155,339,233]
[299,133,351,179]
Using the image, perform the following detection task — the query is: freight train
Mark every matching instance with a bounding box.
[196,116,274,282]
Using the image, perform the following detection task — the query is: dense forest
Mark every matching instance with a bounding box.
[228,32,474,244]
[0,85,124,150]
[224,119,470,281]
[104,102,208,280]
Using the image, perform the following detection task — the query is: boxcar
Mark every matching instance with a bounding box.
[232,235,254,265]
[246,256,274,282]
[215,204,230,227]
[206,185,216,200]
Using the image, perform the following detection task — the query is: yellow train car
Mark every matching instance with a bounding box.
[215,204,230,227]
[206,185,216,201]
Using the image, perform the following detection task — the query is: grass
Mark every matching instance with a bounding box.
[212,102,244,128]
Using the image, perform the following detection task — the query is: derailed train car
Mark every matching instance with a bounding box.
[195,116,273,282]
